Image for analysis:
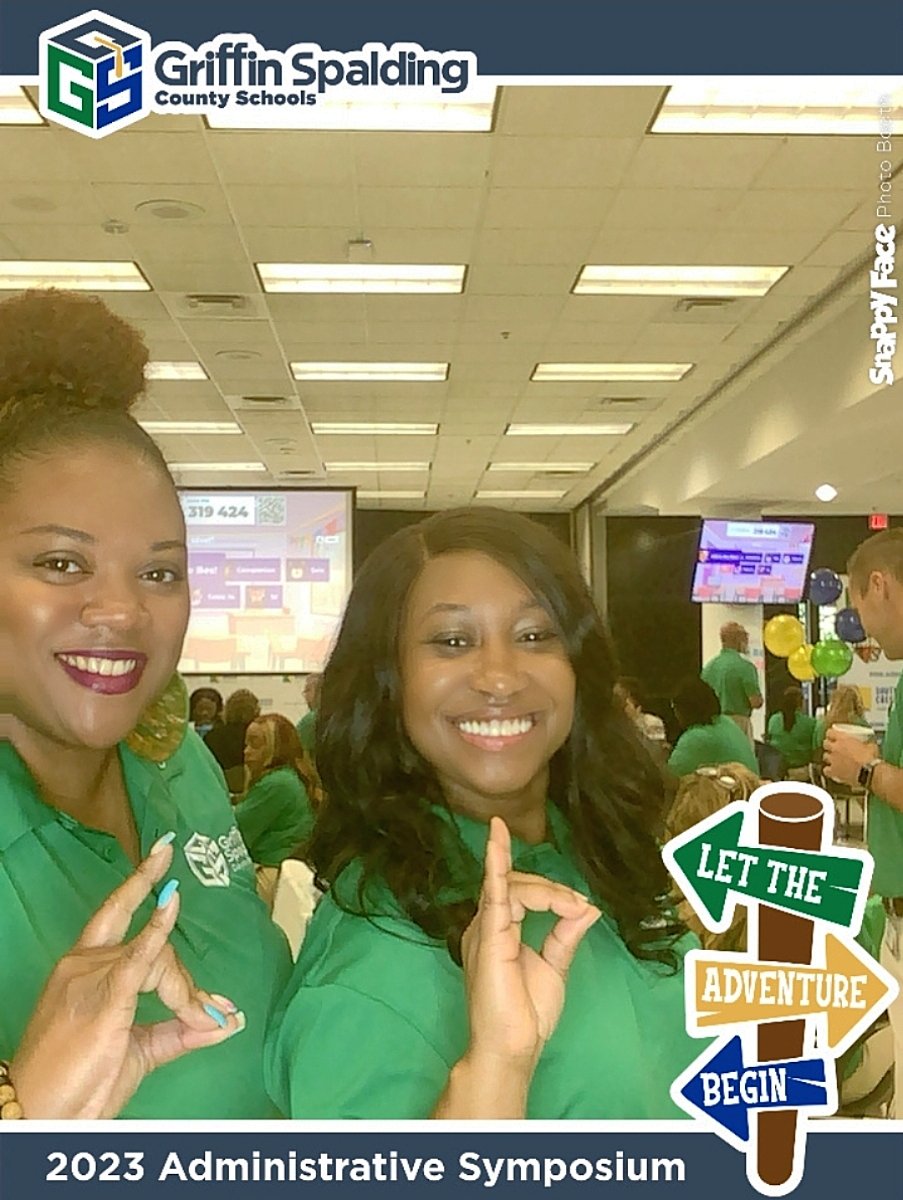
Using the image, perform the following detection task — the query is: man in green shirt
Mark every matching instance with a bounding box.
[823,529,903,1114]
[700,622,763,741]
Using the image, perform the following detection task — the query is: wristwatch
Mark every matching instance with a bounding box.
[857,757,882,790]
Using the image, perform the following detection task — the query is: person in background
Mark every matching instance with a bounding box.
[666,763,760,953]
[766,686,816,779]
[823,529,903,1114]
[0,289,289,1118]
[667,677,758,779]
[234,714,317,904]
[295,673,321,758]
[813,683,872,756]
[614,676,667,743]
[189,687,223,738]
[266,507,697,1119]
[700,621,763,742]
[204,688,261,791]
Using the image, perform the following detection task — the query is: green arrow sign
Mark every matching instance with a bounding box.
[664,806,868,929]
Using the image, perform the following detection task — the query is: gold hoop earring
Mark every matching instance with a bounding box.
[124,673,189,763]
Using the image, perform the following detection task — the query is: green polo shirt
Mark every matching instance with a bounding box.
[0,730,292,1118]
[701,648,761,717]
[869,671,903,896]
[766,712,817,769]
[667,715,759,777]
[265,805,699,1118]
[235,766,315,866]
[295,710,317,756]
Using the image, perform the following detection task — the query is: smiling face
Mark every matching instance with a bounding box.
[399,550,576,823]
[0,443,190,751]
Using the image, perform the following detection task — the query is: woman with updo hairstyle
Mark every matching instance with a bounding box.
[0,292,590,1122]
[265,506,699,1119]
[0,290,289,1119]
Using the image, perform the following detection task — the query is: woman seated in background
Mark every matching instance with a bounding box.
[667,677,758,779]
[189,686,223,738]
[813,684,873,757]
[234,714,318,904]
[665,763,760,953]
[204,688,261,792]
[266,506,698,1119]
[766,685,817,780]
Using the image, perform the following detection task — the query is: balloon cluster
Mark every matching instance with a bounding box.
[763,567,863,680]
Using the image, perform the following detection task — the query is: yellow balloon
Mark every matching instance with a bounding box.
[787,643,816,682]
[763,614,805,658]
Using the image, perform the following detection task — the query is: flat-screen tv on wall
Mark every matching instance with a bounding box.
[691,519,815,605]
[178,488,352,674]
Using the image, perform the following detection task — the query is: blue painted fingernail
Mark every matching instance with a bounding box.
[156,879,179,909]
[150,831,176,856]
[203,1003,228,1029]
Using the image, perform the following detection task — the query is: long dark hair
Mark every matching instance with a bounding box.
[779,686,803,733]
[309,507,684,969]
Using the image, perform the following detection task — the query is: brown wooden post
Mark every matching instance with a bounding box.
[755,790,824,1188]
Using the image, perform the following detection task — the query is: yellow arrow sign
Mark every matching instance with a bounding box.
[687,933,898,1054]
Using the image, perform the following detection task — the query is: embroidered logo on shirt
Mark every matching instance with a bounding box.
[219,826,254,875]
[183,832,231,888]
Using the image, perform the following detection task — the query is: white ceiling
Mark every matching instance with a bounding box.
[3,82,902,513]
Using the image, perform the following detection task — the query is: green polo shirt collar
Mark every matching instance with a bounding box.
[0,738,187,857]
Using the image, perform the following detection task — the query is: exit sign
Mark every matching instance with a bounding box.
[869,514,889,530]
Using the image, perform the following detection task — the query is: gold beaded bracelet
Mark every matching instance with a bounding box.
[0,1060,23,1119]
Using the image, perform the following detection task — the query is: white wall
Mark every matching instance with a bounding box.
[184,674,313,726]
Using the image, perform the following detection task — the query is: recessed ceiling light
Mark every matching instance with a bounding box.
[573,265,789,297]
[476,490,567,500]
[311,421,439,436]
[168,461,266,472]
[487,462,594,472]
[652,80,903,135]
[292,362,448,382]
[258,264,465,294]
[356,490,426,500]
[0,261,149,290]
[145,362,209,381]
[815,483,838,502]
[325,462,431,472]
[206,83,497,131]
[139,421,242,435]
[0,84,42,125]
[532,363,692,382]
[134,199,206,220]
[505,423,634,437]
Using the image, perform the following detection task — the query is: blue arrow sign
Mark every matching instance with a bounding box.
[677,1036,830,1144]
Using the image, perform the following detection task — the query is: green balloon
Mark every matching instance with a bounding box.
[810,638,854,678]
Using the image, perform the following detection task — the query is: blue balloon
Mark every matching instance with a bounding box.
[809,568,843,606]
[835,607,866,643]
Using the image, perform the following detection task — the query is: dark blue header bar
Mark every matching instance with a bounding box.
[2,1,900,75]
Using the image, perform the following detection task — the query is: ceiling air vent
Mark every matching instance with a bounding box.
[674,297,737,313]
[185,293,248,313]
[241,395,292,406]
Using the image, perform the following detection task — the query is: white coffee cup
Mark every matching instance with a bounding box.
[831,723,875,743]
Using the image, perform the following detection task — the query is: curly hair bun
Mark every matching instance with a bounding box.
[0,288,149,414]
